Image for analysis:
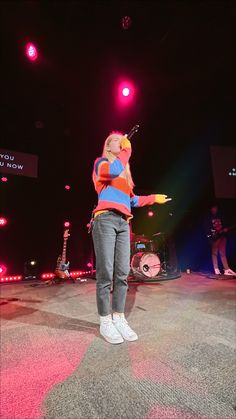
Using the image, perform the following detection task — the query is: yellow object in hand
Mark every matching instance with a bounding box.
[120,136,132,149]
[155,194,172,204]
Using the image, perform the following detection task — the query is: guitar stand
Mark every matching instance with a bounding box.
[42,276,74,286]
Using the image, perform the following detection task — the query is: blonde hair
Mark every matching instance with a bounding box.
[96,131,134,189]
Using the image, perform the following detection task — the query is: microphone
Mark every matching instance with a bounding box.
[125,124,140,140]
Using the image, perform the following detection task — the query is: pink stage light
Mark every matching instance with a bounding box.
[0,264,7,277]
[148,210,154,217]
[1,177,8,182]
[41,273,55,279]
[122,87,130,97]
[26,43,38,61]
[65,185,71,190]
[118,80,135,106]
[0,217,7,227]
[64,221,70,228]
[0,275,22,282]
[40,269,96,280]
[122,16,132,30]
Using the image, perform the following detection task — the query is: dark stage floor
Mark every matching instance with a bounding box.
[1,273,236,419]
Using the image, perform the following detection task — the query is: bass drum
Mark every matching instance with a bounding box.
[131,252,161,278]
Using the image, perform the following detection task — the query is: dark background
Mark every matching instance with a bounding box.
[0,1,235,275]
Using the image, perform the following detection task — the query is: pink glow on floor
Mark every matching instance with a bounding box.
[1,330,95,418]
[128,343,201,392]
[146,405,201,419]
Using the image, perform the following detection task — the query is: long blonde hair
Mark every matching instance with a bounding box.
[99,131,134,189]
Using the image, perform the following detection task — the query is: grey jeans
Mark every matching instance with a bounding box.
[92,211,130,316]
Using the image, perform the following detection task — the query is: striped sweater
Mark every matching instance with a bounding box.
[92,147,156,219]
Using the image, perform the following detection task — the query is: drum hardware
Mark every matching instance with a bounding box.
[161,244,167,273]
[131,234,150,243]
[152,232,169,273]
[131,233,155,255]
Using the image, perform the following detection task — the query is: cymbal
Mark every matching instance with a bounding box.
[132,234,150,243]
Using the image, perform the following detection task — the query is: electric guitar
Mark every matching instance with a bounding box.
[207,224,236,241]
[54,229,70,279]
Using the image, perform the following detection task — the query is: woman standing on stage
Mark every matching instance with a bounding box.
[92,132,171,344]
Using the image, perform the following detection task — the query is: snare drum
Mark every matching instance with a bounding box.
[131,252,161,278]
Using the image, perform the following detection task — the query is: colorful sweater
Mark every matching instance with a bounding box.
[92,147,156,218]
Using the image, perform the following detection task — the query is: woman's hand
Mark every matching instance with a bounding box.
[120,136,132,150]
[154,194,172,204]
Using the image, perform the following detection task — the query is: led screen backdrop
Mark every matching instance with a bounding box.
[210,146,236,199]
[0,149,38,178]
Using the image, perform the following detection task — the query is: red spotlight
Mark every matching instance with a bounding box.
[25,42,38,61]
[0,217,8,227]
[1,176,8,182]
[0,264,7,277]
[65,185,71,190]
[147,210,154,217]
[64,221,70,228]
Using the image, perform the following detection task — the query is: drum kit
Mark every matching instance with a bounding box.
[130,232,173,280]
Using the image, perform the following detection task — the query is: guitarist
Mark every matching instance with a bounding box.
[206,204,236,276]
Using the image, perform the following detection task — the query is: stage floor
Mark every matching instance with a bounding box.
[1,273,236,419]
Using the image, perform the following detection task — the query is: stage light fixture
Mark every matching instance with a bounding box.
[0,217,8,227]
[0,264,8,277]
[24,260,38,280]
[122,16,132,30]
[30,260,37,266]
[64,221,70,228]
[117,80,135,106]
[122,87,130,97]
[25,42,38,61]
[1,177,8,182]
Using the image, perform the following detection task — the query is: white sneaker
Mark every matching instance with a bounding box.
[100,316,124,344]
[113,315,138,342]
[224,269,236,276]
[214,268,221,275]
